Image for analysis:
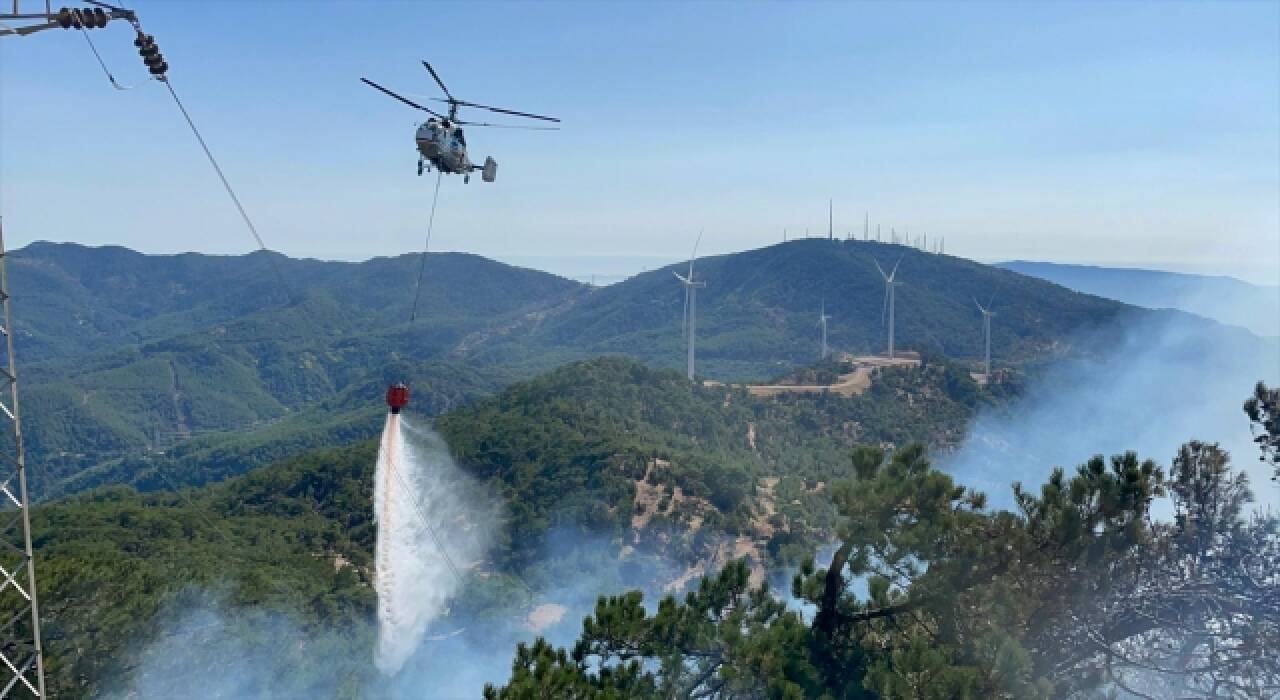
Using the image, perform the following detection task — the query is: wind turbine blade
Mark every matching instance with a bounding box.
[873,258,888,280]
[688,229,703,280]
[974,296,985,313]
[673,271,690,284]
[889,255,903,282]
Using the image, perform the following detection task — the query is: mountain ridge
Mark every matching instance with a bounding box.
[998,259,1280,336]
[6,239,1251,496]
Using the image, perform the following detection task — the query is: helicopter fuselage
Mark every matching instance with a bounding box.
[415,120,472,174]
[414,120,496,182]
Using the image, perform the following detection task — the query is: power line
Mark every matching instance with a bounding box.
[160,78,269,255]
[77,24,131,91]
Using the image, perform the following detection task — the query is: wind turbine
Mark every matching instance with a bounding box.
[674,231,706,380]
[874,257,903,358]
[974,296,995,381]
[817,299,832,360]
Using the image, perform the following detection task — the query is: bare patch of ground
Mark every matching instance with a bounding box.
[743,354,921,398]
[631,459,667,530]
[753,477,780,537]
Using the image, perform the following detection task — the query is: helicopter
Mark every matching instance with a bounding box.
[361,61,559,183]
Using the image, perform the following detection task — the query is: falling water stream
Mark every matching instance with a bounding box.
[373,414,482,675]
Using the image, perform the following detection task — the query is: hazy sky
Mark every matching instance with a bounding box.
[2,1,1277,283]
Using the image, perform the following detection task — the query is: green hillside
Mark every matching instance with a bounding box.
[4,240,1178,496]
[29,354,992,697]
[9,242,584,364]
[41,358,508,498]
[490,238,1138,379]
[7,243,581,492]
[998,259,1280,336]
[34,441,380,698]
[438,354,989,573]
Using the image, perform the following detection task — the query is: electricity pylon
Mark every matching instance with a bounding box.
[0,4,146,695]
[0,222,44,699]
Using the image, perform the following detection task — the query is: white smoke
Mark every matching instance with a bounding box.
[374,414,492,675]
[941,311,1279,511]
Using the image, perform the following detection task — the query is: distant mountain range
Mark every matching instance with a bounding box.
[998,260,1279,337]
[4,240,1246,495]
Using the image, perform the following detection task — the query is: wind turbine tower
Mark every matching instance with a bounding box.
[828,200,833,240]
[674,232,707,380]
[874,257,903,358]
[974,297,995,380]
[817,299,832,360]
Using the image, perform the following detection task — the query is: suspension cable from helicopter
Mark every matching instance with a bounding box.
[409,170,444,323]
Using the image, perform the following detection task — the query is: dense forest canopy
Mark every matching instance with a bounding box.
[22,362,1279,697]
[487,390,1280,699]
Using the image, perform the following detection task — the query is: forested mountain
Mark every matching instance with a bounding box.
[6,240,1227,497]
[999,260,1280,336]
[8,242,581,493]
[10,242,584,363]
[31,353,995,697]
[486,238,1139,378]
[32,364,1280,698]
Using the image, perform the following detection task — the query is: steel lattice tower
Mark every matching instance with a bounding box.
[0,222,44,698]
[1,4,159,695]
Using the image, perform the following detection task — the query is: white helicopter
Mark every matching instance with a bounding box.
[361,61,559,183]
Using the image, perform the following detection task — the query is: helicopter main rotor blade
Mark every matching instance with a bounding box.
[361,78,445,117]
[422,61,455,101]
[454,120,560,131]
[433,98,560,123]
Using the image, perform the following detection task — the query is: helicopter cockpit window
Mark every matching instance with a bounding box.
[454,129,467,147]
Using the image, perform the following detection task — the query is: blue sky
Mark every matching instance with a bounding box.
[2,1,1277,283]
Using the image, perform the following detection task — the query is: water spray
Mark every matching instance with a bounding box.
[374,385,483,675]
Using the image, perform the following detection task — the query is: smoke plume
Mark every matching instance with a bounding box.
[941,310,1279,510]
